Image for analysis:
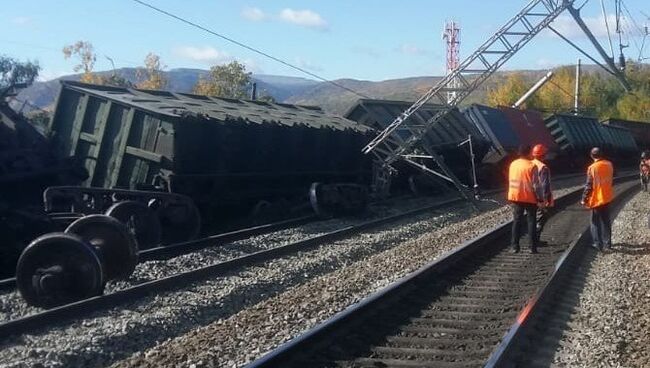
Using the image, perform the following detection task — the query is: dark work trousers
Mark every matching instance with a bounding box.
[511,202,538,251]
[535,208,549,243]
[590,204,612,249]
[641,174,649,192]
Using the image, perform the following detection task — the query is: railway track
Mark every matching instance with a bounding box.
[0,214,317,292]
[0,173,604,349]
[246,177,637,368]
[0,191,485,339]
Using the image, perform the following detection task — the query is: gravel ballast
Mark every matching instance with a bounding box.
[0,177,588,368]
[109,186,583,368]
[547,190,650,368]
[0,194,453,322]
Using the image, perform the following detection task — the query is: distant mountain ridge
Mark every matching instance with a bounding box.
[14,66,601,116]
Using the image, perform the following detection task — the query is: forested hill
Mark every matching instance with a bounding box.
[15,64,623,116]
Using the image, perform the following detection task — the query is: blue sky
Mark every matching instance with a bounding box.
[3,0,649,82]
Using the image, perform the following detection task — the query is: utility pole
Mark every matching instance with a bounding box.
[574,58,581,115]
[512,71,554,109]
[442,20,460,104]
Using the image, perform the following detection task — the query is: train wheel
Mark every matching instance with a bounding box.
[16,233,105,309]
[105,200,162,249]
[310,183,368,218]
[66,215,138,280]
[157,202,201,245]
[309,183,330,218]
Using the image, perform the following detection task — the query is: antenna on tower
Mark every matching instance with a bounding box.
[442,20,461,104]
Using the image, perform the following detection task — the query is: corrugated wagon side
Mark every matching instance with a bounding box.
[48,81,373,234]
[602,118,650,152]
[345,99,490,194]
[598,123,638,159]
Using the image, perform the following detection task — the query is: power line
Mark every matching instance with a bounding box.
[621,1,646,37]
[130,0,371,99]
[547,79,575,99]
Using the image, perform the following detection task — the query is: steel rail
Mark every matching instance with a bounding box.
[0,192,483,340]
[0,171,591,293]
[244,174,636,368]
[0,214,317,292]
[483,180,639,367]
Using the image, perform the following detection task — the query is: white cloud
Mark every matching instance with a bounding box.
[294,57,323,72]
[241,7,266,22]
[12,16,30,25]
[547,14,618,39]
[174,46,232,65]
[397,44,428,56]
[279,9,328,30]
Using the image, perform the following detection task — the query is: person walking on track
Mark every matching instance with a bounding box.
[531,144,553,243]
[508,145,544,254]
[581,147,614,251]
[639,151,650,192]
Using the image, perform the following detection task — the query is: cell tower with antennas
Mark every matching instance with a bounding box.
[442,20,461,104]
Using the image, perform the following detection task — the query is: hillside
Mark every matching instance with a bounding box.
[14,66,600,116]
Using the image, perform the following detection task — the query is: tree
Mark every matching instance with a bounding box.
[136,52,167,90]
[486,61,650,121]
[487,73,534,108]
[0,56,40,98]
[63,41,99,84]
[193,61,252,99]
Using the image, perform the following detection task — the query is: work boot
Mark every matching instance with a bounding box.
[530,248,538,254]
[510,247,520,253]
[591,243,602,251]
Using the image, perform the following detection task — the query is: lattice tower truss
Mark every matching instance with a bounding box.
[443,20,461,104]
[363,0,629,202]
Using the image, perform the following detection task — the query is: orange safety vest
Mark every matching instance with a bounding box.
[508,158,538,204]
[586,159,614,208]
[532,158,554,206]
[641,159,650,174]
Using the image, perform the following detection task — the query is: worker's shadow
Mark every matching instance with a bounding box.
[609,242,650,255]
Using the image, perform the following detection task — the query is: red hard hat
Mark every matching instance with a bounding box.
[532,144,548,157]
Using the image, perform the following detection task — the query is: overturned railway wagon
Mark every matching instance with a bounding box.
[49,81,372,229]
[545,113,637,168]
[602,117,650,152]
[344,99,490,193]
[0,103,86,277]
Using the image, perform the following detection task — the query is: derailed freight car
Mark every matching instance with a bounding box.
[0,103,86,278]
[545,113,637,169]
[497,106,559,155]
[345,99,490,194]
[602,118,650,152]
[462,104,561,185]
[49,81,372,232]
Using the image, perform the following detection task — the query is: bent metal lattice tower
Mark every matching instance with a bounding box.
[362,0,630,202]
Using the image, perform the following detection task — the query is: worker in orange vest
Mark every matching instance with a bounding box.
[508,145,544,254]
[531,144,554,243]
[580,147,614,251]
[640,151,650,192]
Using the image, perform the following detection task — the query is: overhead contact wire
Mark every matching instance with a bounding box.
[130,0,371,99]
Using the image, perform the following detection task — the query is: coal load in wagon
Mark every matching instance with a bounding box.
[345,99,490,194]
[48,81,372,230]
